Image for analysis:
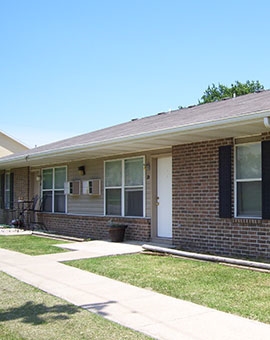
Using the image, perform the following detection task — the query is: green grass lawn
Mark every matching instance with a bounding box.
[66,253,270,324]
[0,235,70,255]
[1,235,269,325]
[0,272,152,340]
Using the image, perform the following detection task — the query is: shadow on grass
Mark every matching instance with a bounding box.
[0,301,81,325]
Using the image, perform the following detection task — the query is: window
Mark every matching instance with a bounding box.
[105,157,144,216]
[2,172,14,209]
[4,173,11,209]
[42,167,67,213]
[235,143,261,217]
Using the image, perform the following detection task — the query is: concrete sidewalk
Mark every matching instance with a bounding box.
[0,240,269,340]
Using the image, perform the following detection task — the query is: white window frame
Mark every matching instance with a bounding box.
[104,156,145,217]
[234,142,261,218]
[42,166,67,213]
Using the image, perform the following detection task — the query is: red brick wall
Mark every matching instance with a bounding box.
[172,138,270,261]
[38,213,151,242]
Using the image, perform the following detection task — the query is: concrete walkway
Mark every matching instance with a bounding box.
[0,240,269,340]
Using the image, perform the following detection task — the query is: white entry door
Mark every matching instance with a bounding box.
[157,156,172,238]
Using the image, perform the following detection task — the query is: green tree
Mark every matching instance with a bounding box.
[199,80,264,104]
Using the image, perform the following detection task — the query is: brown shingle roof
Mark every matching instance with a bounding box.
[23,90,270,150]
[1,89,270,163]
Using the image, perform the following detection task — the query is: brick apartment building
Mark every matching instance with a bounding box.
[1,90,270,260]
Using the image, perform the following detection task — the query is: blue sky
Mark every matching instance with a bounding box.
[1,0,270,147]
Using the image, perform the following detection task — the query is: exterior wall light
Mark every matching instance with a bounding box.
[78,166,85,176]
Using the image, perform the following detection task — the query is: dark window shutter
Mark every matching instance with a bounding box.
[219,145,232,218]
[262,141,270,219]
[10,173,14,209]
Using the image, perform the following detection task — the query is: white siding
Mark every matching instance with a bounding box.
[67,159,104,215]
[60,148,171,217]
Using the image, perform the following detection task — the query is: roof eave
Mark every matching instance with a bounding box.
[1,110,270,169]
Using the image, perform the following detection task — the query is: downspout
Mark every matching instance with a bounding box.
[142,244,270,271]
[263,117,270,128]
[27,166,30,201]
